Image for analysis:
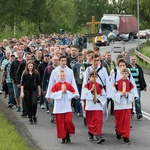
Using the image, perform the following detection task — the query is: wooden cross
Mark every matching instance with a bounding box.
[86,16,100,48]
[86,16,100,104]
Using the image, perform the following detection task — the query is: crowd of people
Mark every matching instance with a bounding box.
[0,33,147,145]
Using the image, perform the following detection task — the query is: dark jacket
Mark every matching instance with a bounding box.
[21,72,40,90]
[37,62,48,83]
[10,59,25,84]
[127,64,147,91]
[16,61,26,85]
[34,59,43,69]
[42,65,55,91]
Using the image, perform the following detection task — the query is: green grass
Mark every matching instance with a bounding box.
[136,57,150,70]
[139,46,150,57]
[135,44,150,70]
[0,111,32,150]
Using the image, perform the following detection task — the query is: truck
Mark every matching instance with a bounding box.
[99,14,138,42]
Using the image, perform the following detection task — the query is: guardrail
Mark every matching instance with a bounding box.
[135,50,150,64]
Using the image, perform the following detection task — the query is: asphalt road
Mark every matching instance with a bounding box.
[0,73,150,150]
[87,39,147,53]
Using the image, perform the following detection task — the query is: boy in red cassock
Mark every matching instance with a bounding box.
[50,70,78,143]
[82,71,107,144]
[111,68,136,144]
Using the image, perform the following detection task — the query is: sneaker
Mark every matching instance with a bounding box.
[123,137,130,145]
[0,90,2,94]
[12,105,16,109]
[88,132,94,140]
[96,136,105,144]
[8,103,13,108]
[21,113,28,117]
[77,113,82,117]
[46,110,50,113]
[40,104,45,109]
[61,138,66,144]
[50,114,54,123]
[29,119,33,124]
[116,132,121,140]
[33,116,37,124]
[66,134,71,143]
[16,106,21,112]
[137,114,143,120]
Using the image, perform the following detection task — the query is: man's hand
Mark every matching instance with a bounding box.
[17,84,21,88]
[20,92,24,98]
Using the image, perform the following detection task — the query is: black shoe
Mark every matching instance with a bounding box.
[123,137,130,145]
[96,136,105,144]
[88,132,94,140]
[33,116,37,124]
[21,113,28,117]
[66,134,71,143]
[130,125,133,129]
[29,119,33,124]
[116,132,121,140]
[61,138,66,144]
[137,114,143,120]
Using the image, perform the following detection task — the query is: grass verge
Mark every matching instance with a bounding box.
[0,111,32,150]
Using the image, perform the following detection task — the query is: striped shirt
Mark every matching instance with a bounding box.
[130,67,140,89]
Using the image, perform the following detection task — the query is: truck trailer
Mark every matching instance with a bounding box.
[99,14,138,42]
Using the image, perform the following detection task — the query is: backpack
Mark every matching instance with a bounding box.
[47,65,51,74]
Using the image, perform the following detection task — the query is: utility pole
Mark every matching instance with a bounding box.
[137,0,140,51]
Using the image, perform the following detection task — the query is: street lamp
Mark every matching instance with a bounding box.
[137,0,140,51]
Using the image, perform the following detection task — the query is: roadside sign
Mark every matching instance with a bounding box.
[111,42,125,63]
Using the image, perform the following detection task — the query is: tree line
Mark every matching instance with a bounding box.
[0,0,149,39]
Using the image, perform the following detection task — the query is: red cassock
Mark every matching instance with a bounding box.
[114,79,134,138]
[84,81,103,136]
[116,79,134,92]
[51,81,75,93]
[51,81,76,138]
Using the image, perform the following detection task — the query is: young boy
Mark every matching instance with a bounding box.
[111,68,136,144]
[50,70,78,143]
[82,71,107,144]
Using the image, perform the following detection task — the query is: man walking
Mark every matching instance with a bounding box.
[127,56,147,119]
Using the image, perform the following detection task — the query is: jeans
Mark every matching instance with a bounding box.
[135,89,142,116]
[7,83,15,105]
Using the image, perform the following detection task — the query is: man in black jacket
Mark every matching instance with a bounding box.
[42,56,59,121]
[38,54,50,109]
[10,50,25,112]
[127,56,147,120]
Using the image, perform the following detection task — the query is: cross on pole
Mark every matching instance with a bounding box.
[86,16,100,48]
[86,16,100,104]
